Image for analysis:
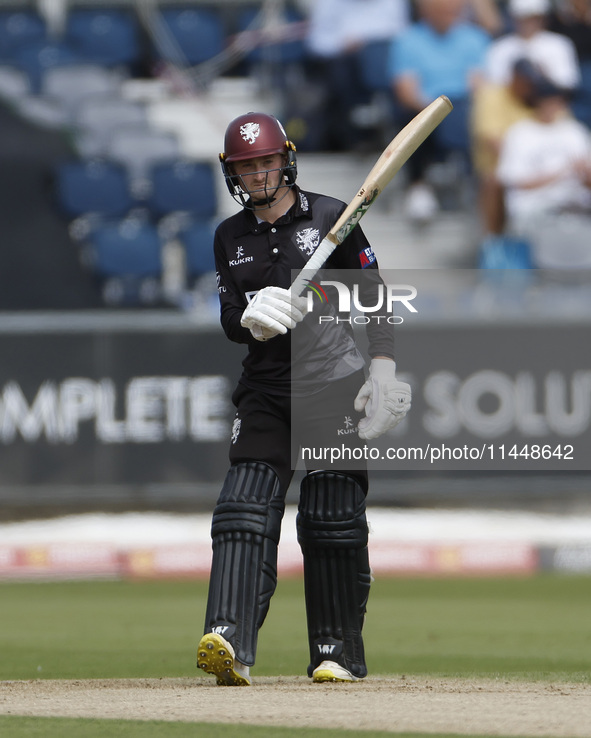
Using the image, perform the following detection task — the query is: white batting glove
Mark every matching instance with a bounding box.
[241,286,308,342]
[354,358,411,440]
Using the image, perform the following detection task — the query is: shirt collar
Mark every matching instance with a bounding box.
[233,186,314,237]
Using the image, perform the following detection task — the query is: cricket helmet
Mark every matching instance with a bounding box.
[220,112,297,208]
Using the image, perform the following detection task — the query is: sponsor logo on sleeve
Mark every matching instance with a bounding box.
[359,246,376,269]
[216,272,226,294]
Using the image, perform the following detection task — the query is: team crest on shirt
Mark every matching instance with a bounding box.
[240,122,260,145]
[296,227,320,256]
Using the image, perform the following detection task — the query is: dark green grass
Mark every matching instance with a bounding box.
[1,575,590,682]
[2,576,589,736]
[366,575,591,681]
[0,717,549,738]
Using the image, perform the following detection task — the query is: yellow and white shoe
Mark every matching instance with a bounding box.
[196,632,251,686]
[312,660,359,683]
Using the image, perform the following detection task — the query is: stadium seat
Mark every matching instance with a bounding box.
[358,40,392,94]
[157,8,224,66]
[147,160,217,219]
[237,7,306,66]
[105,126,181,199]
[15,94,69,129]
[431,97,471,158]
[84,218,163,306]
[178,219,217,282]
[54,159,136,219]
[73,95,148,158]
[14,39,82,92]
[0,64,30,103]
[352,39,402,144]
[0,9,46,62]
[64,8,142,68]
[572,60,591,128]
[42,64,125,120]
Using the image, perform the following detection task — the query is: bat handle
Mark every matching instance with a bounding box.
[291,236,337,296]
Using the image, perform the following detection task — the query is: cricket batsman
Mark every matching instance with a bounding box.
[196,112,411,685]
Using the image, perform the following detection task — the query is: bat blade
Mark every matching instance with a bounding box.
[291,95,453,296]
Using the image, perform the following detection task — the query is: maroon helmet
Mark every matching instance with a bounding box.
[220,112,297,208]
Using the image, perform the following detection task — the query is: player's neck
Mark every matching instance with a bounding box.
[254,189,297,223]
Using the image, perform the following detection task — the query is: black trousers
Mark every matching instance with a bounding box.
[228,370,369,494]
[205,371,371,670]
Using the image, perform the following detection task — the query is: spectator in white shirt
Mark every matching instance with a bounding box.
[496,77,591,267]
[306,0,410,58]
[486,0,581,91]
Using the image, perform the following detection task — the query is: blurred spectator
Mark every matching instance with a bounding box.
[465,0,505,35]
[388,0,490,221]
[548,0,591,64]
[496,78,591,267]
[471,57,540,235]
[486,0,581,91]
[302,0,410,151]
[548,0,591,127]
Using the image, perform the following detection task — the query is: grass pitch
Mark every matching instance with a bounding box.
[1,575,590,682]
[0,718,525,738]
[1,575,590,737]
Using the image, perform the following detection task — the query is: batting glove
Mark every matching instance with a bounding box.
[241,286,308,342]
[354,358,411,440]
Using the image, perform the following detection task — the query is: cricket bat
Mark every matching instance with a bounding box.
[291,95,453,296]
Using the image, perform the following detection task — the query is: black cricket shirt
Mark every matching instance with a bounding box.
[214,186,395,396]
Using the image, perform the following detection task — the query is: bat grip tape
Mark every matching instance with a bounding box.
[291,237,337,296]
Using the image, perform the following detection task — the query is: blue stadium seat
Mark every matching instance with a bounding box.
[64,8,142,68]
[179,219,216,281]
[85,219,163,305]
[358,39,392,93]
[0,64,31,103]
[238,7,305,66]
[54,159,135,218]
[432,96,471,157]
[14,40,81,92]
[572,60,591,128]
[157,8,224,65]
[73,95,147,158]
[147,160,217,219]
[353,39,403,146]
[105,126,181,199]
[88,219,162,276]
[0,10,46,62]
[43,64,125,121]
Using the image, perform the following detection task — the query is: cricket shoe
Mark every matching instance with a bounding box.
[312,660,359,683]
[196,632,251,686]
